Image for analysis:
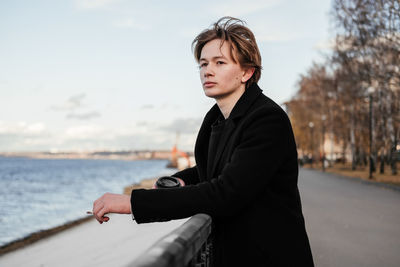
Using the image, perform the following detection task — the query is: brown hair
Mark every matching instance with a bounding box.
[192,16,262,87]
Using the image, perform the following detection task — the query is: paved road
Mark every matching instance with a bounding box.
[299,168,400,267]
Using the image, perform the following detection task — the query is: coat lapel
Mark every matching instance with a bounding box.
[208,118,236,178]
[207,83,263,178]
[195,104,220,180]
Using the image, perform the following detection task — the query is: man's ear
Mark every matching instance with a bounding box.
[241,67,255,83]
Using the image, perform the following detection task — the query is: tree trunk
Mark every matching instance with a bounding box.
[385,90,397,175]
[379,149,385,174]
[342,136,347,165]
[350,104,356,170]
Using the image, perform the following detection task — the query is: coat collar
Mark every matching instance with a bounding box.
[203,82,263,123]
[228,83,263,121]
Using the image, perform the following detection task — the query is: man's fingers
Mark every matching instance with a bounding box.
[93,200,104,222]
[92,201,105,223]
[96,206,109,223]
[92,194,113,223]
[93,202,102,215]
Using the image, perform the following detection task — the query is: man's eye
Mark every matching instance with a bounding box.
[216,61,225,65]
[199,63,207,68]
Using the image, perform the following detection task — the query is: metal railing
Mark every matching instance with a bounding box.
[127,214,214,267]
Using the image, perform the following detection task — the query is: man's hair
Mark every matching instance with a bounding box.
[192,16,262,87]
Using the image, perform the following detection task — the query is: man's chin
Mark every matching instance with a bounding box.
[204,93,222,100]
[203,89,223,99]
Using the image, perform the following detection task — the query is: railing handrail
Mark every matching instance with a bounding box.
[127,214,212,267]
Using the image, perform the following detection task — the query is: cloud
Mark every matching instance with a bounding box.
[75,0,121,9]
[0,121,51,151]
[51,93,86,112]
[50,94,101,120]
[0,121,47,136]
[140,104,154,110]
[0,117,202,152]
[136,121,148,127]
[68,94,86,106]
[58,124,181,151]
[66,111,101,120]
[58,118,201,151]
[313,38,335,51]
[159,117,202,134]
[64,125,108,139]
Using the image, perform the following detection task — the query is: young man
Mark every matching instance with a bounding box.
[92,17,314,266]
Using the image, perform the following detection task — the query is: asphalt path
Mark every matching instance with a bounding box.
[298,168,400,267]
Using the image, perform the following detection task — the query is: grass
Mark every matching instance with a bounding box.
[304,162,400,186]
[123,178,157,194]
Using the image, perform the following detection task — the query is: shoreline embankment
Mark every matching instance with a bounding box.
[0,177,158,257]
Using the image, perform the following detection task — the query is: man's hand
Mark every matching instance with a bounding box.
[92,193,131,224]
[177,178,185,186]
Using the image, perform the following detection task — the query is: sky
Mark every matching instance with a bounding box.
[0,0,334,152]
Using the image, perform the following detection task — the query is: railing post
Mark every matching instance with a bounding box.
[127,214,213,267]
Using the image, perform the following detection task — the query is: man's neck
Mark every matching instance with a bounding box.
[216,86,246,119]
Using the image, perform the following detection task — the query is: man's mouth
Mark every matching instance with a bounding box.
[203,81,217,87]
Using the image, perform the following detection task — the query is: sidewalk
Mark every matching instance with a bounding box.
[299,168,400,267]
[0,214,187,267]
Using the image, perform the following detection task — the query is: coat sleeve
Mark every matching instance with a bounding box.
[131,106,292,223]
[171,166,200,186]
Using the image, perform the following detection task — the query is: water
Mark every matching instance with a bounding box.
[0,157,174,246]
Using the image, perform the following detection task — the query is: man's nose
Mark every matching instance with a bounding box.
[203,65,214,77]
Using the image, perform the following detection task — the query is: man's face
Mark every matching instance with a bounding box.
[199,39,246,100]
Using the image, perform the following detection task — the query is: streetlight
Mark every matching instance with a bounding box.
[321,115,327,172]
[368,86,375,179]
[309,121,314,168]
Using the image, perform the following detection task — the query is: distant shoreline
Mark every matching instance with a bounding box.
[0,150,178,161]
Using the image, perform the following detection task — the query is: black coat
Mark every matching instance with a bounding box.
[131,83,314,266]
